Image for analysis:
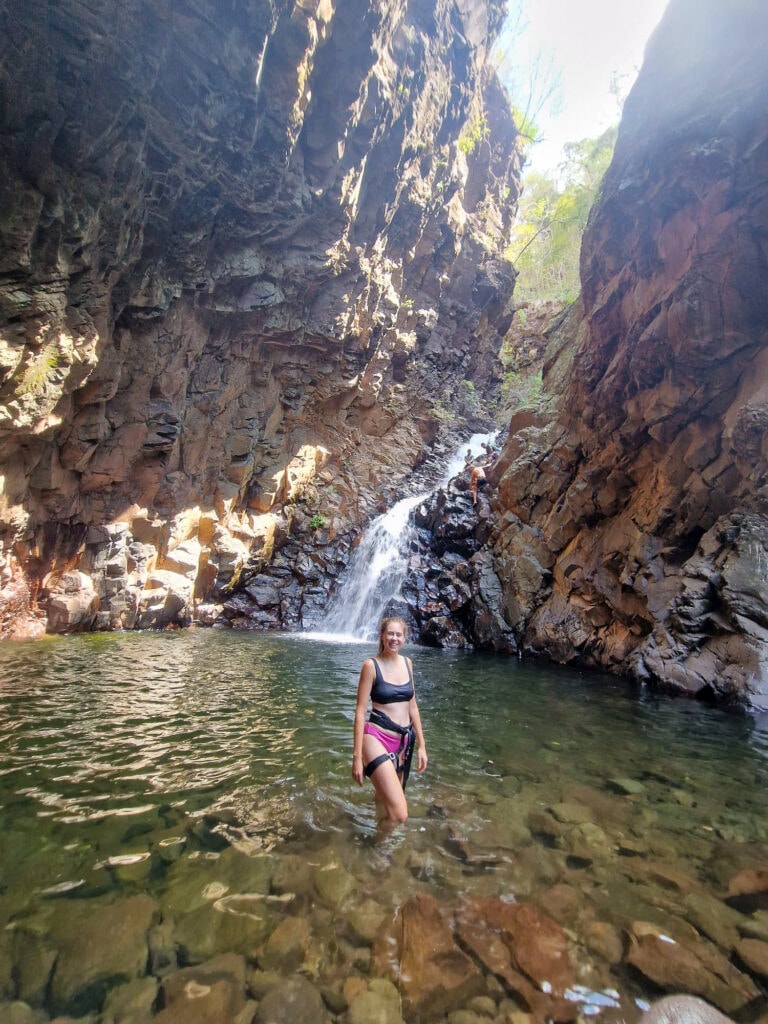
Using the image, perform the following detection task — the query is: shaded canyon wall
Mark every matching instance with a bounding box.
[0,0,519,634]
[490,0,768,708]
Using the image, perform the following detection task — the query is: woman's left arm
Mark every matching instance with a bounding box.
[408,659,428,773]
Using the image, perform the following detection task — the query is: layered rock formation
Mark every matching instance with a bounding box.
[3,0,767,712]
[0,0,519,635]
[491,0,768,707]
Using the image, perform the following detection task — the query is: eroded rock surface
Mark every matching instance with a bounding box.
[0,0,518,635]
[491,0,768,706]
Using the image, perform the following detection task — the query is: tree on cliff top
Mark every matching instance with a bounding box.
[508,125,617,303]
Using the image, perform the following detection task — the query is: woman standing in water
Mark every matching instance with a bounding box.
[352,616,428,824]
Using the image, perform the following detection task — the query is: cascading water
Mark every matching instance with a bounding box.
[319,432,497,641]
[321,493,423,641]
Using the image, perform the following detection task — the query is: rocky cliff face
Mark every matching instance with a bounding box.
[0,0,519,635]
[491,0,768,707]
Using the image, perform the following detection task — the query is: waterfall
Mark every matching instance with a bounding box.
[321,493,422,641]
[316,432,498,642]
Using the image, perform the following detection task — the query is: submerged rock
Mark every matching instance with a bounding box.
[640,995,735,1024]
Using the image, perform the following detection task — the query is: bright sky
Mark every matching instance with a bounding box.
[501,0,670,175]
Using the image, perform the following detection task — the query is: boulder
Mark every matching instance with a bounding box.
[48,895,157,1016]
[371,894,484,1021]
[43,570,99,633]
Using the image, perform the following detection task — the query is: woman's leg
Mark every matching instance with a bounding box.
[362,733,408,823]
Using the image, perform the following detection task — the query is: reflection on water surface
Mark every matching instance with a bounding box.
[1,630,767,1023]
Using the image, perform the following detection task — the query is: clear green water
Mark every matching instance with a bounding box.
[2,629,768,1020]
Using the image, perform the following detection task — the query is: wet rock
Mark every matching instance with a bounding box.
[48,894,158,1016]
[173,901,272,965]
[0,1003,49,1024]
[155,954,247,1024]
[583,920,624,965]
[347,984,404,1024]
[446,1012,485,1024]
[101,976,159,1024]
[253,976,325,1024]
[6,926,57,1008]
[681,894,742,950]
[343,977,369,1008]
[372,894,484,1022]
[527,808,566,843]
[401,484,517,651]
[467,994,497,1017]
[312,859,354,908]
[640,995,735,1024]
[234,1002,258,1024]
[549,802,593,825]
[625,861,703,898]
[454,899,575,1021]
[148,920,179,978]
[737,909,768,943]
[271,854,313,897]
[537,885,583,929]
[725,868,768,913]
[246,969,284,1000]
[346,898,388,946]
[557,821,613,863]
[734,937,768,978]
[472,809,532,851]
[607,777,645,796]
[260,916,312,971]
[625,922,759,1015]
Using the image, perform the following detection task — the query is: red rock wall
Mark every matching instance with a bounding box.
[0,0,519,634]
[492,0,768,707]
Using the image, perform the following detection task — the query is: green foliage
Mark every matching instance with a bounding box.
[458,379,481,415]
[499,369,544,415]
[508,125,617,303]
[17,341,59,397]
[458,116,489,155]
[511,104,539,147]
[309,513,327,530]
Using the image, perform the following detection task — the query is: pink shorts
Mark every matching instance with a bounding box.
[363,721,402,755]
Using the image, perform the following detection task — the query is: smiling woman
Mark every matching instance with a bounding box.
[351,615,428,827]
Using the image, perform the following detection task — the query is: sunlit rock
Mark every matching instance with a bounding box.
[640,995,735,1024]
[490,1,768,705]
[625,922,759,1015]
[43,570,99,634]
[0,0,518,638]
[454,899,575,1021]
[372,893,484,1021]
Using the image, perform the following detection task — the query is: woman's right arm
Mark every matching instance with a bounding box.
[352,659,375,785]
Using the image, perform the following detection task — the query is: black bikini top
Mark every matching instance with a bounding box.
[370,657,414,704]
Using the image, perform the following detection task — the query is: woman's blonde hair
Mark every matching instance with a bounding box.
[378,616,407,655]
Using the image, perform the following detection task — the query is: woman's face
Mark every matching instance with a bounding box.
[381,621,405,652]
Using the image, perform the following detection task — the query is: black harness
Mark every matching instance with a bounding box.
[363,707,416,790]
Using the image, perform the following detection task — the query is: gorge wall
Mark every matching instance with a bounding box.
[490,0,768,708]
[3,0,768,712]
[0,0,519,635]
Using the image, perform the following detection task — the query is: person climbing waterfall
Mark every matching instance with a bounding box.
[352,615,427,826]
[468,461,487,505]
